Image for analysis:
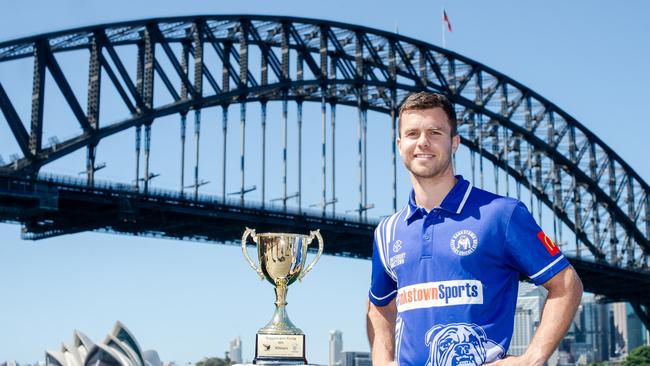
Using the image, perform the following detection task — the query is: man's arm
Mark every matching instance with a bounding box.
[486,265,583,366]
[367,298,397,366]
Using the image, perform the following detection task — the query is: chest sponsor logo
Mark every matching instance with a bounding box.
[390,252,406,269]
[396,280,483,312]
[450,230,478,256]
[536,231,560,256]
[392,239,403,253]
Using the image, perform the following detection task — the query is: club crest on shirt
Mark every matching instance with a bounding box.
[392,239,403,253]
[424,323,505,366]
[450,230,478,256]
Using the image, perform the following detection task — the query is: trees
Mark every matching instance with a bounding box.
[621,345,650,366]
[196,357,232,366]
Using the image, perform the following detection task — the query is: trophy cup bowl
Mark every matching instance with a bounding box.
[241,227,323,364]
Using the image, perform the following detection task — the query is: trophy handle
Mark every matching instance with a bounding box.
[298,229,324,281]
[241,227,265,280]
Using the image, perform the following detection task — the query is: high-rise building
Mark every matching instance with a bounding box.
[511,282,547,357]
[612,302,628,356]
[511,282,566,366]
[626,305,649,351]
[341,352,371,366]
[612,302,649,356]
[229,336,242,364]
[329,330,343,366]
[568,295,610,364]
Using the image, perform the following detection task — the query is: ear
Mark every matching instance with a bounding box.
[425,327,434,346]
[471,323,488,342]
[451,134,460,154]
[425,325,443,346]
[396,136,402,156]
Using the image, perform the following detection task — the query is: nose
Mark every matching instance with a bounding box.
[454,344,471,355]
[416,132,430,149]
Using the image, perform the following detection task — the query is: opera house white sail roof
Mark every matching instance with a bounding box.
[45,321,159,366]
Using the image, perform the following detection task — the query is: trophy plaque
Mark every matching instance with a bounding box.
[241,228,324,365]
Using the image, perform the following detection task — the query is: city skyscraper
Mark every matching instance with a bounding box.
[566,295,611,364]
[329,330,343,366]
[613,302,628,356]
[612,302,649,356]
[510,282,547,357]
[229,337,242,364]
[511,282,564,366]
[627,305,649,351]
[512,283,650,365]
[341,352,371,366]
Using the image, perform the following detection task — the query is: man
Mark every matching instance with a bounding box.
[367,92,583,366]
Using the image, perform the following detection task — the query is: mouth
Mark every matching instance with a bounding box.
[414,153,435,160]
[451,355,475,366]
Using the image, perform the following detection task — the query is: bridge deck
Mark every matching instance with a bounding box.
[1,174,649,306]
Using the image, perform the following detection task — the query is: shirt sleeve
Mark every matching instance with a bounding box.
[504,201,570,285]
[369,221,397,306]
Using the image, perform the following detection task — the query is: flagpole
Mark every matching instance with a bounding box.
[441,6,446,48]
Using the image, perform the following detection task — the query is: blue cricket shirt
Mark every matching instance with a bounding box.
[369,176,569,366]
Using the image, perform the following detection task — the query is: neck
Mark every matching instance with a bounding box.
[410,171,457,211]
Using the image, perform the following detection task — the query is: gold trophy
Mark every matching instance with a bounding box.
[241,228,324,365]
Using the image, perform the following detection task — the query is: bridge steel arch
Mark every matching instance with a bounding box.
[0,16,649,323]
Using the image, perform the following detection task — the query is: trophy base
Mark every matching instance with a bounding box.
[254,333,306,365]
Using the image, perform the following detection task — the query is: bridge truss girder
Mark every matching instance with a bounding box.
[0,15,648,315]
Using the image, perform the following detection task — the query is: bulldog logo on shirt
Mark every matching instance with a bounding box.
[450,230,478,256]
[424,323,505,366]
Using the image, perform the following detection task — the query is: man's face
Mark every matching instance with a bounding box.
[397,108,459,180]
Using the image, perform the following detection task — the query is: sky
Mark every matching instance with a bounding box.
[1,0,650,364]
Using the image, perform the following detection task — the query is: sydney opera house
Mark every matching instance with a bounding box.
[44,322,161,366]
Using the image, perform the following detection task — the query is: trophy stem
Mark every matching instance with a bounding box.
[275,281,288,307]
[258,281,303,335]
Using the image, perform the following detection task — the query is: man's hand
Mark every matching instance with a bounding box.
[483,355,530,366]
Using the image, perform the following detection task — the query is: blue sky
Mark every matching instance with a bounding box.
[1,0,649,364]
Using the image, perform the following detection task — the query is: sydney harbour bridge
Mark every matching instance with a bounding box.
[0,15,648,325]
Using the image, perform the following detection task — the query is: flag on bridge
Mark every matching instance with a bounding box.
[443,10,453,32]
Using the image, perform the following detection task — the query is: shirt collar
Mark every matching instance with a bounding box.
[405,175,474,222]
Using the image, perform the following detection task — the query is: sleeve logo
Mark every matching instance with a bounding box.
[536,231,559,256]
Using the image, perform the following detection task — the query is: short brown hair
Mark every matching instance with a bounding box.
[398,92,457,136]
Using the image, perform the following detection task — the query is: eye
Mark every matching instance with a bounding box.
[469,335,480,347]
[439,338,453,352]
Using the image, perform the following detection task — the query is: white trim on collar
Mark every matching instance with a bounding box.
[403,204,411,222]
[456,181,474,214]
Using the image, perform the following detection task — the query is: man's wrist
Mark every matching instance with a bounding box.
[521,347,546,366]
